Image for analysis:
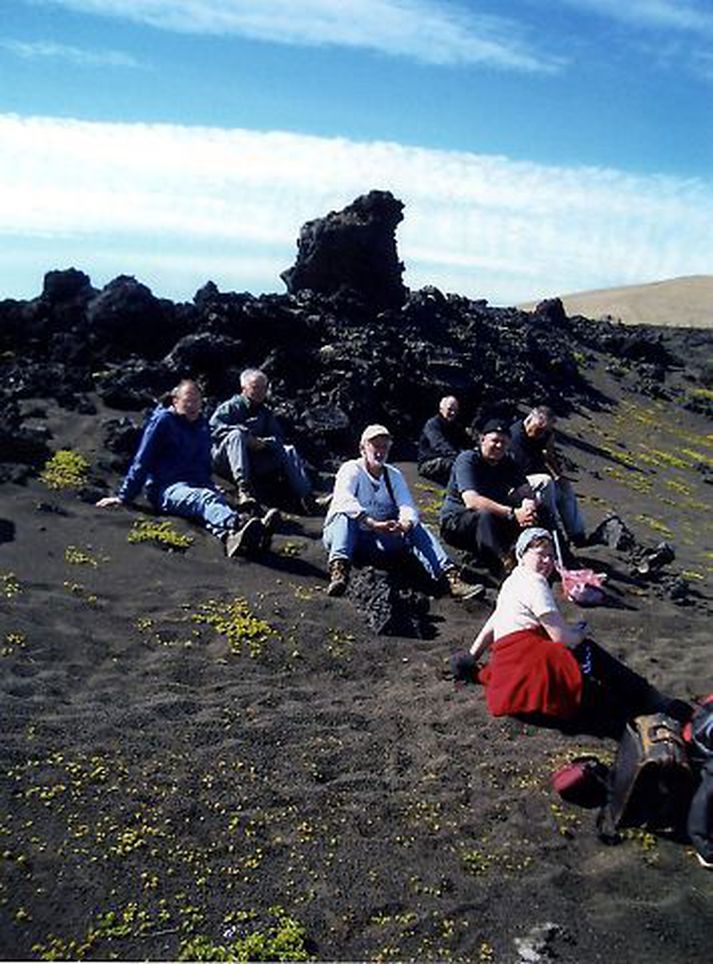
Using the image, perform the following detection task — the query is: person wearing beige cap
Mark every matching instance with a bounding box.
[322,424,483,600]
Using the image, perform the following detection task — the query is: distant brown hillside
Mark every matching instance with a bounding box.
[520,275,713,328]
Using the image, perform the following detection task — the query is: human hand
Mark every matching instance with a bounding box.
[370,519,401,535]
[574,619,588,640]
[515,500,538,526]
[96,496,122,509]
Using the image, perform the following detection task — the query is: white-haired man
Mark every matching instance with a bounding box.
[417,395,470,485]
[323,424,483,600]
[210,368,314,512]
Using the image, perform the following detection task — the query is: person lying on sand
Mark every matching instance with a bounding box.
[96,379,278,557]
[450,527,691,737]
[323,423,483,601]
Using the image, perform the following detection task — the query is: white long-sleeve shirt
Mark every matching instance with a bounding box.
[324,458,419,528]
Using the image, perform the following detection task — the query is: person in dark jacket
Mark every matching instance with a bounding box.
[210,368,314,512]
[417,395,470,485]
[96,380,275,557]
[509,405,586,546]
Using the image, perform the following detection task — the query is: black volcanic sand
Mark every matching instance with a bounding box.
[1,361,713,962]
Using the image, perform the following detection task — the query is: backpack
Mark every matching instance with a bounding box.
[600,713,693,838]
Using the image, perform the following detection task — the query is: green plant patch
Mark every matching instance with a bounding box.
[64,545,102,567]
[40,450,89,490]
[191,597,277,657]
[2,631,27,656]
[178,907,310,962]
[1,571,22,599]
[128,519,194,551]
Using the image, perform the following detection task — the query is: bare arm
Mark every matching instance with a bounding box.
[461,488,537,526]
[469,610,497,661]
[539,611,588,646]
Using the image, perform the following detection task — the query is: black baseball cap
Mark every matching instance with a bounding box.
[481,418,511,436]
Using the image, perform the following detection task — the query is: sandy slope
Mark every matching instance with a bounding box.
[1,354,713,961]
[520,275,713,328]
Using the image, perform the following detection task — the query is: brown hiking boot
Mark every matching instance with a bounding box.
[444,568,485,601]
[327,559,350,597]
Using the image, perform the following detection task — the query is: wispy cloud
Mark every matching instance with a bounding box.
[24,0,562,71]
[1,112,711,304]
[556,0,713,35]
[0,38,141,67]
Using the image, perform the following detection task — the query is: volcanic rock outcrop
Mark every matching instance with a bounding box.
[0,191,709,481]
[281,190,407,310]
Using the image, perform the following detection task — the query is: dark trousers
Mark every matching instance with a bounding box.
[571,640,684,738]
[418,457,455,486]
[440,507,518,573]
[520,640,683,739]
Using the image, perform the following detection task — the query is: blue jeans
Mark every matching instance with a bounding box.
[159,482,237,537]
[213,430,311,499]
[323,513,453,580]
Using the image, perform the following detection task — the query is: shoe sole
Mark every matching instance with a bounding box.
[450,582,486,601]
[226,517,264,558]
[260,508,281,552]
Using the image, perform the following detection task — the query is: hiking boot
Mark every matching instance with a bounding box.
[225,517,264,558]
[260,507,281,552]
[327,559,350,597]
[444,568,486,601]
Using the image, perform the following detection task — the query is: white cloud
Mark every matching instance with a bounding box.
[24,0,562,71]
[1,112,712,304]
[555,0,713,35]
[0,38,142,67]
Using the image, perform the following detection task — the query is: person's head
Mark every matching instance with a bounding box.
[479,418,511,463]
[524,405,554,439]
[171,379,202,422]
[515,527,555,578]
[359,424,392,472]
[240,368,268,405]
[439,395,459,421]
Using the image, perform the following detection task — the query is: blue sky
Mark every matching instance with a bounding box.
[1,0,712,305]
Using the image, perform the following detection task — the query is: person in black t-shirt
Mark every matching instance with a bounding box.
[417,395,470,485]
[440,418,539,574]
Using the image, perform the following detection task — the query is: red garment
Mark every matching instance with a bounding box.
[477,627,583,720]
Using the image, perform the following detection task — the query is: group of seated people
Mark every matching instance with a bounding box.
[97,375,693,735]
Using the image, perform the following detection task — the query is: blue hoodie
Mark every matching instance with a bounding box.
[118,404,214,506]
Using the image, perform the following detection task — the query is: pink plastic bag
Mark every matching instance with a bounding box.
[558,566,607,606]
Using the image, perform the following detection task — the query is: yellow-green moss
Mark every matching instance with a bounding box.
[191,597,276,657]
[128,519,194,551]
[40,450,89,490]
[178,907,310,961]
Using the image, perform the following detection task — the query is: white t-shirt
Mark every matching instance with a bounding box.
[492,566,558,640]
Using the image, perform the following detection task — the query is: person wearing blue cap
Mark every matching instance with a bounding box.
[439,417,539,575]
[450,527,691,736]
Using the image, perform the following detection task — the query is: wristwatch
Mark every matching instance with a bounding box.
[507,507,516,521]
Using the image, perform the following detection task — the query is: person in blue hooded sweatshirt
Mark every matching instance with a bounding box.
[96,379,278,557]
